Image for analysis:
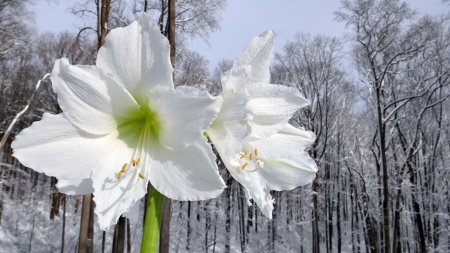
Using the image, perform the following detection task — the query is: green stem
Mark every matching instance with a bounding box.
[140,185,165,253]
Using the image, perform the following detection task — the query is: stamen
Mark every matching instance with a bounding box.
[242,162,249,169]
[240,155,245,159]
[138,173,145,179]
[136,157,141,166]
[121,163,128,173]
[255,148,258,156]
[118,172,123,180]
[244,150,250,155]
[132,159,136,167]
[249,153,253,160]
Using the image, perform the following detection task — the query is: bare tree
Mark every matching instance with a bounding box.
[336,1,450,252]
[275,32,352,253]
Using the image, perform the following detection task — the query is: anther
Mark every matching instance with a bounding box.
[249,153,253,160]
[242,162,249,169]
[244,150,250,155]
[138,173,145,179]
[255,148,258,156]
[121,163,128,173]
[240,155,245,159]
[136,157,141,166]
[118,172,123,180]
[132,159,136,167]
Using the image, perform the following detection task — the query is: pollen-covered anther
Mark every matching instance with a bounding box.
[138,173,145,179]
[244,150,250,155]
[136,157,141,166]
[242,162,249,169]
[118,171,124,180]
[121,163,128,173]
[255,148,258,156]
[249,153,253,160]
[132,159,136,167]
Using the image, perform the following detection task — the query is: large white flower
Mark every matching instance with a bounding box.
[11,13,226,230]
[206,31,318,218]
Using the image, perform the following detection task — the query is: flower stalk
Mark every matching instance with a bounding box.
[141,185,165,253]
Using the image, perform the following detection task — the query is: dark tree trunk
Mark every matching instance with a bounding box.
[312,180,320,253]
[50,177,60,220]
[159,1,175,252]
[61,195,66,253]
[99,0,111,48]
[78,194,93,253]
[127,218,131,253]
[112,216,126,253]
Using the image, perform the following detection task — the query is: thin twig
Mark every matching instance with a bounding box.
[0,73,50,150]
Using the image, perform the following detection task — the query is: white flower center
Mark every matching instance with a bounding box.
[235,148,264,173]
[115,102,160,182]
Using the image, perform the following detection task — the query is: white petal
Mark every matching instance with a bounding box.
[222,157,274,219]
[149,140,226,201]
[51,58,142,135]
[122,200,141,223]
[245,124,317,191]
[97,13,173,104]
[150,85,223,149]
[246,83,310,139]
[12,113,117,181]
[90,123,147,231]
[224,30,275,91]
[214,92,250,127]
[206,91,250,153]
[57,178,94,195]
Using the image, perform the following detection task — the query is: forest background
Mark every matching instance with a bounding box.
[1,0,450,252]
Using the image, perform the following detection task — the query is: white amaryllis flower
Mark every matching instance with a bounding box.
[12,13,226,230]
[206,31,318,218]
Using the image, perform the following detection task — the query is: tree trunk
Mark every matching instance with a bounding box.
[224,183,231,253]
[376,86,391,253]
[186,201,192,251]
[127,219,131,253]
[312,180,320,253]
[112,216,126,253]
[50,177,60,220]
[102,231,106,253]
[159,1,175,252]
[61,195,66,253]
[78,194,93,253]
[99,0,111,48]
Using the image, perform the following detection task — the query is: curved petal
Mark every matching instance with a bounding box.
[150,85,223,149]
[214,92,250,126]
[51,58,142,135]
[57,178,94,195]
[246,83,310,139]
[12,113,118,181]
[207,91,250,152]
[90,122,148,231]
[122,200,141,223]
[97,13,173,104]
[149,140,226,201]
[222,157,274,219]
[224,30,276,91]
[244,124,317,191]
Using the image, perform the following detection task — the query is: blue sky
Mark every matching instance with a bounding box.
[34,0,447,69]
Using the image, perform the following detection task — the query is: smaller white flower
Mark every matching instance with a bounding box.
[207,31,318,218]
